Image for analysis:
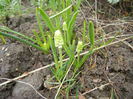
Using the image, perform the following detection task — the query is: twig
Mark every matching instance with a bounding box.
[116,38,133,50]
[82,83,110,95]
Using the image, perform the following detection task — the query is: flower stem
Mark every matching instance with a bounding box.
[77,52,80,64]
[59,48,63,68]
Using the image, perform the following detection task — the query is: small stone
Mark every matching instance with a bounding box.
[2,47,5,51]
[93,78,101,83]
[0,58,3,62]
[5,47,8,52]
[6,53,10,56]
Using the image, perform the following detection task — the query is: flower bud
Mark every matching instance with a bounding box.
[76,41,83,53]
[54,30,64,48]
[63,21,67,31]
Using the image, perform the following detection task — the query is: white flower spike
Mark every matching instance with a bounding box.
[54,30,64,48]
[76,41,83,53]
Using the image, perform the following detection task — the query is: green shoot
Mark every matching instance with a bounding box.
[76,84,79,99]
[73,21,95,76]
[0,31,48,53]
[67,10,79,45]
[83,20,86,45]
[0,27,36,43]
[66,0,72,23]
[104,31,120,46]
[48,34,59,70]
[111,87,114,99]
[0,35,6,44]
[36,8,46,43]
[59,48,63,68]
[88,21,95,49]
[39,7,55,34]
[49,5,73,19]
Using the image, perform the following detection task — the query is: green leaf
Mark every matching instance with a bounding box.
[49,4,72,19]
[49,0,56,13]
[48,33,59,70]
[0,27,36,43]
[0,31,48,53]
[83,20,86,45]
[0,35,6,44]
[76,0,82,10]
[36,8,46,43]
[105,31,120,45]
[88,21,95,49]
[62,0,66,21]
[63,43,71,57]
[33,30,44,47]
[66,0,72,23]
[74,49,94,74]
[76,84,79,99]
[39,7,55,34]
[67,10,79,45]
[57,0,62,11]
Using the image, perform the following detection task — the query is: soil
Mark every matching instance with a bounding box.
[0,0,133,99]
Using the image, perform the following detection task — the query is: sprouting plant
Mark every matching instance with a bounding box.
[0,0,120,98]
[0,1,72,54]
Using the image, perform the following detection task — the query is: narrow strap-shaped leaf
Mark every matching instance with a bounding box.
[66,0,72,23]
[70,40,76,60]
[48,34,59,70]
[36,8,46,43]
[39,7,55,34]
[0,35,6,44]
[57,0,62,11]
[70,40,77,65]
[76,0,82,10]
[0,27,36,43]
[63,43,71,57]
[78,49,94,68]
[67,10,79,45]
[33,30,44,47]
[104,31,120,45]
[0,31,48,53]
[62,0,66,21]
[83,20,86,45]
[49,4,72,19]
[88,21,95,49]
[49,0,56,13]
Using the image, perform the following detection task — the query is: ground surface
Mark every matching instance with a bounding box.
[0,0,133,99]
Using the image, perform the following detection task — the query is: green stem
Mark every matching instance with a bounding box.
[59,47,63,68]
[64,30,66,43]
[77,52,80,64]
